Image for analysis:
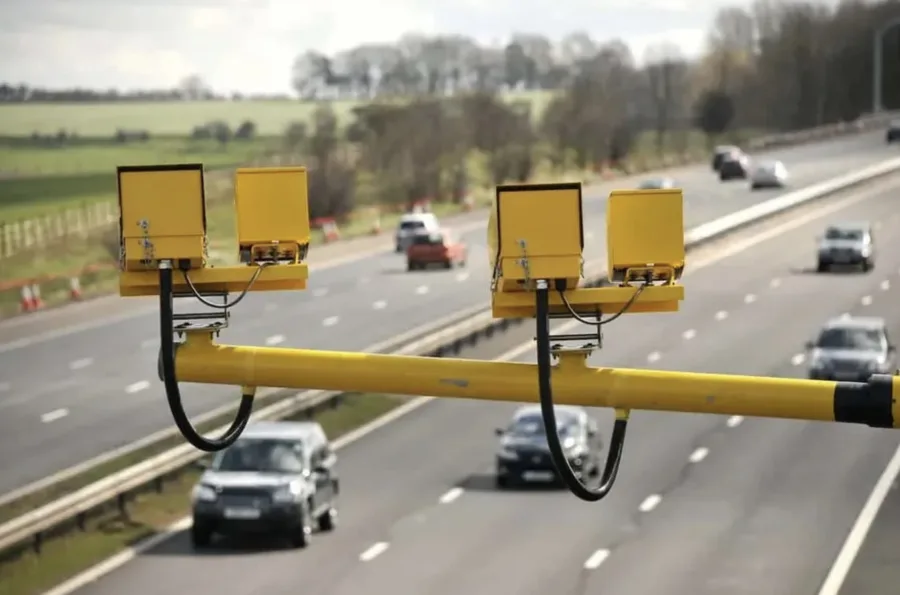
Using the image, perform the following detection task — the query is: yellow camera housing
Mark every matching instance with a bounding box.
[117,164,208,272]
[606,188,685,284]
[491,182,584,293]
[234,167,311,265]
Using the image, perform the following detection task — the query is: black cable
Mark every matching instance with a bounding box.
[184,263,270,310]
[159,264,254,452]
[536,281,628,501]
[559,283,645,327]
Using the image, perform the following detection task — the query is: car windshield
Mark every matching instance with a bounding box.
[400,220,426,231]
[825,227,863,241]
[816,327,884,351]
[211,438,306,473]
[507,413,577,437]
[639,180,663,189]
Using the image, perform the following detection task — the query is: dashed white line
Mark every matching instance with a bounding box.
[840,312,851,318]
[647,351,661,363]
[69,358,93,371]
[770,278,781,288]
[323,316,340,327]
[264,302,278,312]
[359,541,389,562]
[125,380,150,394]
[639,494,662,513]
[585,231,595,240]
[790,353,806,366]
[861,295,872,306]
[689,447,709,463]
[682,329,696,340]
[726,415,744,428]
[415,285,429,295]
[880,280,890,291]
[358,276,371,285]
[744,293,757,304]
[715,310,728,321]
[312,288,329,297]
[455,272,470,282]
[372,300,387,310]
[265,334,285,346]
[583,548,610,570]
[41,408,69,423]
[439,487,464,504]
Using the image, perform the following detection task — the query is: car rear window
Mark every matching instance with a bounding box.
[825,227,863,240]
[411,233,444,246]
[400,221,426,231]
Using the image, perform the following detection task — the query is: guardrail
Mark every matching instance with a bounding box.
[3,152,900,556]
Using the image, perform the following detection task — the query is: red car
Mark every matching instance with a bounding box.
[406,229,468,270]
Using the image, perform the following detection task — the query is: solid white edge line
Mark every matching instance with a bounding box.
[817,443,900,595]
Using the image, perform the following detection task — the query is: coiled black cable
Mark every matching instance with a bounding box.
[159,263,254,452]
[535,280,628,501]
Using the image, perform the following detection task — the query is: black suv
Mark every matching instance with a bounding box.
[190,420,339,548]
[888,120,900,144]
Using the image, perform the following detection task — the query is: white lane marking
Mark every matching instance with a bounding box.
[744,293,757,304]
[682,329,696,341]
[880,280,890,291]
[264,302,278,312]
[456,272,470,282]
[726,415,744,428]
[791,353,806,366]
[770,278,781,288]
[817,443,900,595]
[639,494,662,513]
[372,300,387,310]
[861,295,872,306]
[41,408,69,423]
[141,338,158,350]
[583,548,610,570]
[715,310,728,321]
[358,276,371,285]
[840,312,851,318]
[125,380,150,394]
[647,351,661,363]
[69,358,93,371]
[312,287,328,297]
[689,447,709,463]
[359,542,389,562]
[265,334,285,346]
[585,231,595,240]
[323,316,340,327]
[439,487,464,504]
[415,285,429,295]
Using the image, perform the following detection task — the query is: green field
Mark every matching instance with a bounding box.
[0,91,556,136]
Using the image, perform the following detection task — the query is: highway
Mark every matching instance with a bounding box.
[70,175,900,594]
[0,130,893,494]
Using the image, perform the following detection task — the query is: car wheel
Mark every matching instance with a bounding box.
[407,260,416,271]
[495,474,509,489]
[816,260,829,273]
[750,184,759,191]
[289,504,312,548]
[317,503,338,532]
[862,259,873,272]
[443,260,453,269]
[190,523,213,549]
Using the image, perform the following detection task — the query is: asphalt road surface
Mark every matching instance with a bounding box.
[0,131,894,494]
[70,175,900,595]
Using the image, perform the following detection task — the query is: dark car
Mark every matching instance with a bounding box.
[816,222,875,272]
[805,316,896,381]
[494,405,601,488]
[711,145,740,172]
[190,421,339,549]
[888,120,900,144]
[719,152,750,181]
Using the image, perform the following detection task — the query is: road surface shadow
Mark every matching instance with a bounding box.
[145,528,318,556]
[457,472,566,493]
[789,265,868,276]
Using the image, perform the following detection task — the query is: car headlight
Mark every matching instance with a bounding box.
[272,481,304,503]
[192,484,218,502]
[498,447,519,460]
[562,436,577,450]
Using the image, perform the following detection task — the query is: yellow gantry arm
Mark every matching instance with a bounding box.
[175,332,900,429]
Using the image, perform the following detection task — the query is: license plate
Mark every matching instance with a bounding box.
[523,471,555,481]
[224,507,261,520]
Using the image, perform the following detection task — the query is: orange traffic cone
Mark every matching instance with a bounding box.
[19,285,35,312]
[69,276,83,301]
[31,283,44,310]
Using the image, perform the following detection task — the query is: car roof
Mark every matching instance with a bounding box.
[822,316,886,331]
[826,221,870,231]
[239,421,323,442]
[715,145,738,152]
[513,404,584,420]
[400,212,437,222]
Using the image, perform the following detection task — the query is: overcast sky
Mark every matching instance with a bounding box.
[2,0,759,94]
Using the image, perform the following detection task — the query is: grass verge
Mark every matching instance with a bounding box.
[0,392,407,595]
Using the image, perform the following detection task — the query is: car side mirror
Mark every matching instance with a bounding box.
[889,345,896,353]
[313,465,329,475]
[494,428,504,436]
[804,340,815,350]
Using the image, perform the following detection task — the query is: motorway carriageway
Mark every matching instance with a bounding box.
[69,175,900,595]
[0,132,895,494]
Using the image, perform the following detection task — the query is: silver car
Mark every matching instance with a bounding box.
[750,160,788,190]
[805,316,896,381]
[816,222,875,272]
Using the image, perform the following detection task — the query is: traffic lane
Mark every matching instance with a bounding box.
[833,454,900,595]
[304,193,900,595]
[591,287,900,595]
[70,181,877,595]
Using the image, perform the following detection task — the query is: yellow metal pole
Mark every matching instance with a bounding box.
[172,333,898,425]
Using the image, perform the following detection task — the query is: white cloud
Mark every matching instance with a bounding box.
[0,0,751,94]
